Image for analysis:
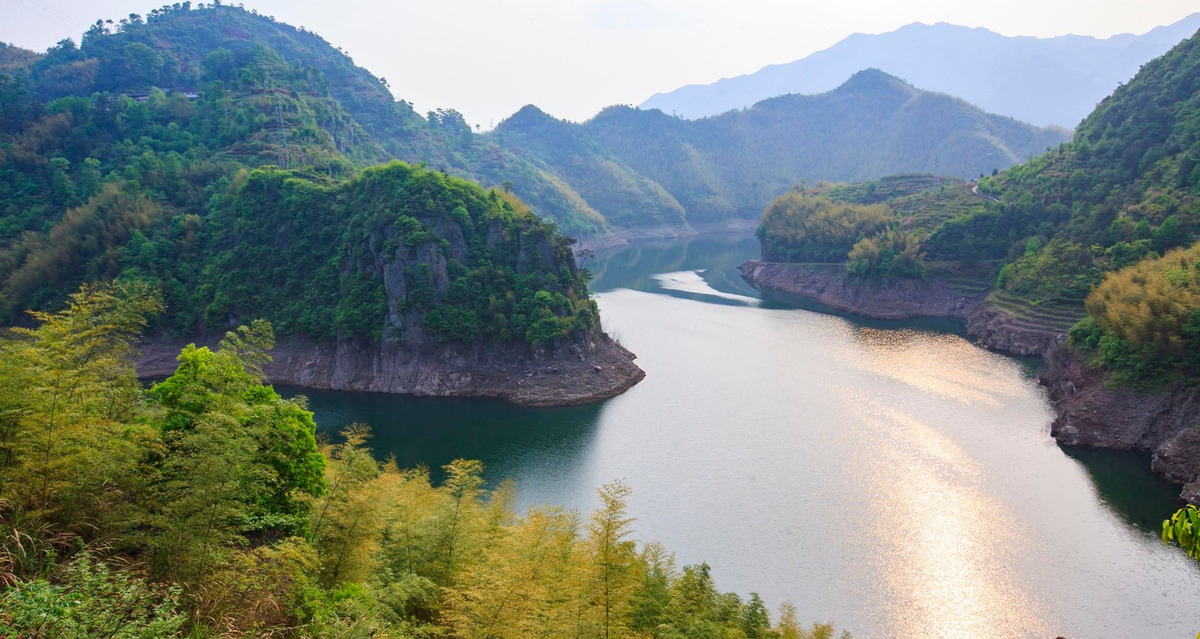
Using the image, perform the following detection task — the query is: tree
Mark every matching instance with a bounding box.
[741,592,772,638]
[586,480,638,639]
[0,281,161,538]
[1163,504,1200,558]
[146,320,325,579]
[309,425,383,588]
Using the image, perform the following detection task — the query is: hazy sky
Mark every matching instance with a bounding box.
[3,0,1197,127]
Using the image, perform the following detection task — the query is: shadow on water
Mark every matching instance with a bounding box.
[275,385,604,485]
[1062,446,1183,533]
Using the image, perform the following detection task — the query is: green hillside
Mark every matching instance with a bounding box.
[496,70,1069,227]
[0,3,600,348]
[756,27,1200,383]
[497,105,686,229]
[0,3,606,236]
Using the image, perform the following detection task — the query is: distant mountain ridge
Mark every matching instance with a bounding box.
[641,14,1200,128]
[495,69,1069,232]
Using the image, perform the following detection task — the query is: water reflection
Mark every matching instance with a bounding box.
[589,233,761,298]
[843,393,1053,637]
[274,232,1200,637]
[847,327,1028,407]
[277,387,603,494]
[1062,446,1182,533]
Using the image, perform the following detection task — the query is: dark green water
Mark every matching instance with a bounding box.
[280,233,1200,639]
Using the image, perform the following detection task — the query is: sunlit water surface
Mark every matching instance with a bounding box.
[282,234,1199,638]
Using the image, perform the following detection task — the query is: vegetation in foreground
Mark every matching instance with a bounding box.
[0,282,847,639]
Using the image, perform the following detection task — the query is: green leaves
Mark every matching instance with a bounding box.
[1163,505,1200,558]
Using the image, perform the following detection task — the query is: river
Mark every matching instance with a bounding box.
[281,233,1200,638]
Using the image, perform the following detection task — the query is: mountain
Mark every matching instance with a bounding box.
[495,69,1068,231]
[0,3,642,403]
[495,105,686,230]
[641,15,1200,128]
[2,3,607,237]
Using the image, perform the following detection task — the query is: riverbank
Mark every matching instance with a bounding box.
[1040,346,1200,503]
[138,332,645,407]
[738,260,1067,356]
[739,258,1200,502]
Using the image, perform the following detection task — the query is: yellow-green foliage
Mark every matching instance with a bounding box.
[0,283,851,638]
[846,229,926,281]
[758,192,893,263]
[1085,242,1200,358]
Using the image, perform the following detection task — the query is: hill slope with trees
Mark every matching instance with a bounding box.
[0,2,608,237]
[0,2,643,404]
[496,70,1068,230]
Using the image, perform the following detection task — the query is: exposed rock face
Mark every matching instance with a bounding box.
[964,305,1065,357]
[738,260,1062,355]
[739,260,979,318]
[138,331,644,407]
[1040,346,1200,503]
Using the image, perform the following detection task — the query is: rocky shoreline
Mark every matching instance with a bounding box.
[738,260,1062,355]
[1040,346,1200,503]
[138,331,645,407]
[740,259,1200,502]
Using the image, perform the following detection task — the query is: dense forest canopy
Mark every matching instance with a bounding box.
[0,3,601,348]
[755,175,976,280]
[1072,243,1200,383]
[0,2,608,237]
[0,284,847,638]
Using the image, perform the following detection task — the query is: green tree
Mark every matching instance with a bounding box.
[586,480,639,639]
[0,282,161,538]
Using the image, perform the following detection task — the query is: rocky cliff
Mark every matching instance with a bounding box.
[738,260,1063,356]
[135,163,646,407]
[139,331,643,407]
[1040,347,1200,503]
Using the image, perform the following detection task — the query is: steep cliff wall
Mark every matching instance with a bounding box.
[139,331,643,407]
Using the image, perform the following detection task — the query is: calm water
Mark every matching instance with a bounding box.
[281,233,1199,639]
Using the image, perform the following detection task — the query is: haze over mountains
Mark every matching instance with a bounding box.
[641,13,1200,128]
[495,69,1067,234]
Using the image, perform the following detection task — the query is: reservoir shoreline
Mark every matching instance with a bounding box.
[739,257,1200,502]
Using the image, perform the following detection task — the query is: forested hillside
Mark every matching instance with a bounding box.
[496,70,1068,228]
[0,3,608,351]
[0,2,607,236]
[756,175,984,280]
[0,4,1073,240]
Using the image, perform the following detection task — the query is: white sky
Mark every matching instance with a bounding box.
[2,0,1196,128]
